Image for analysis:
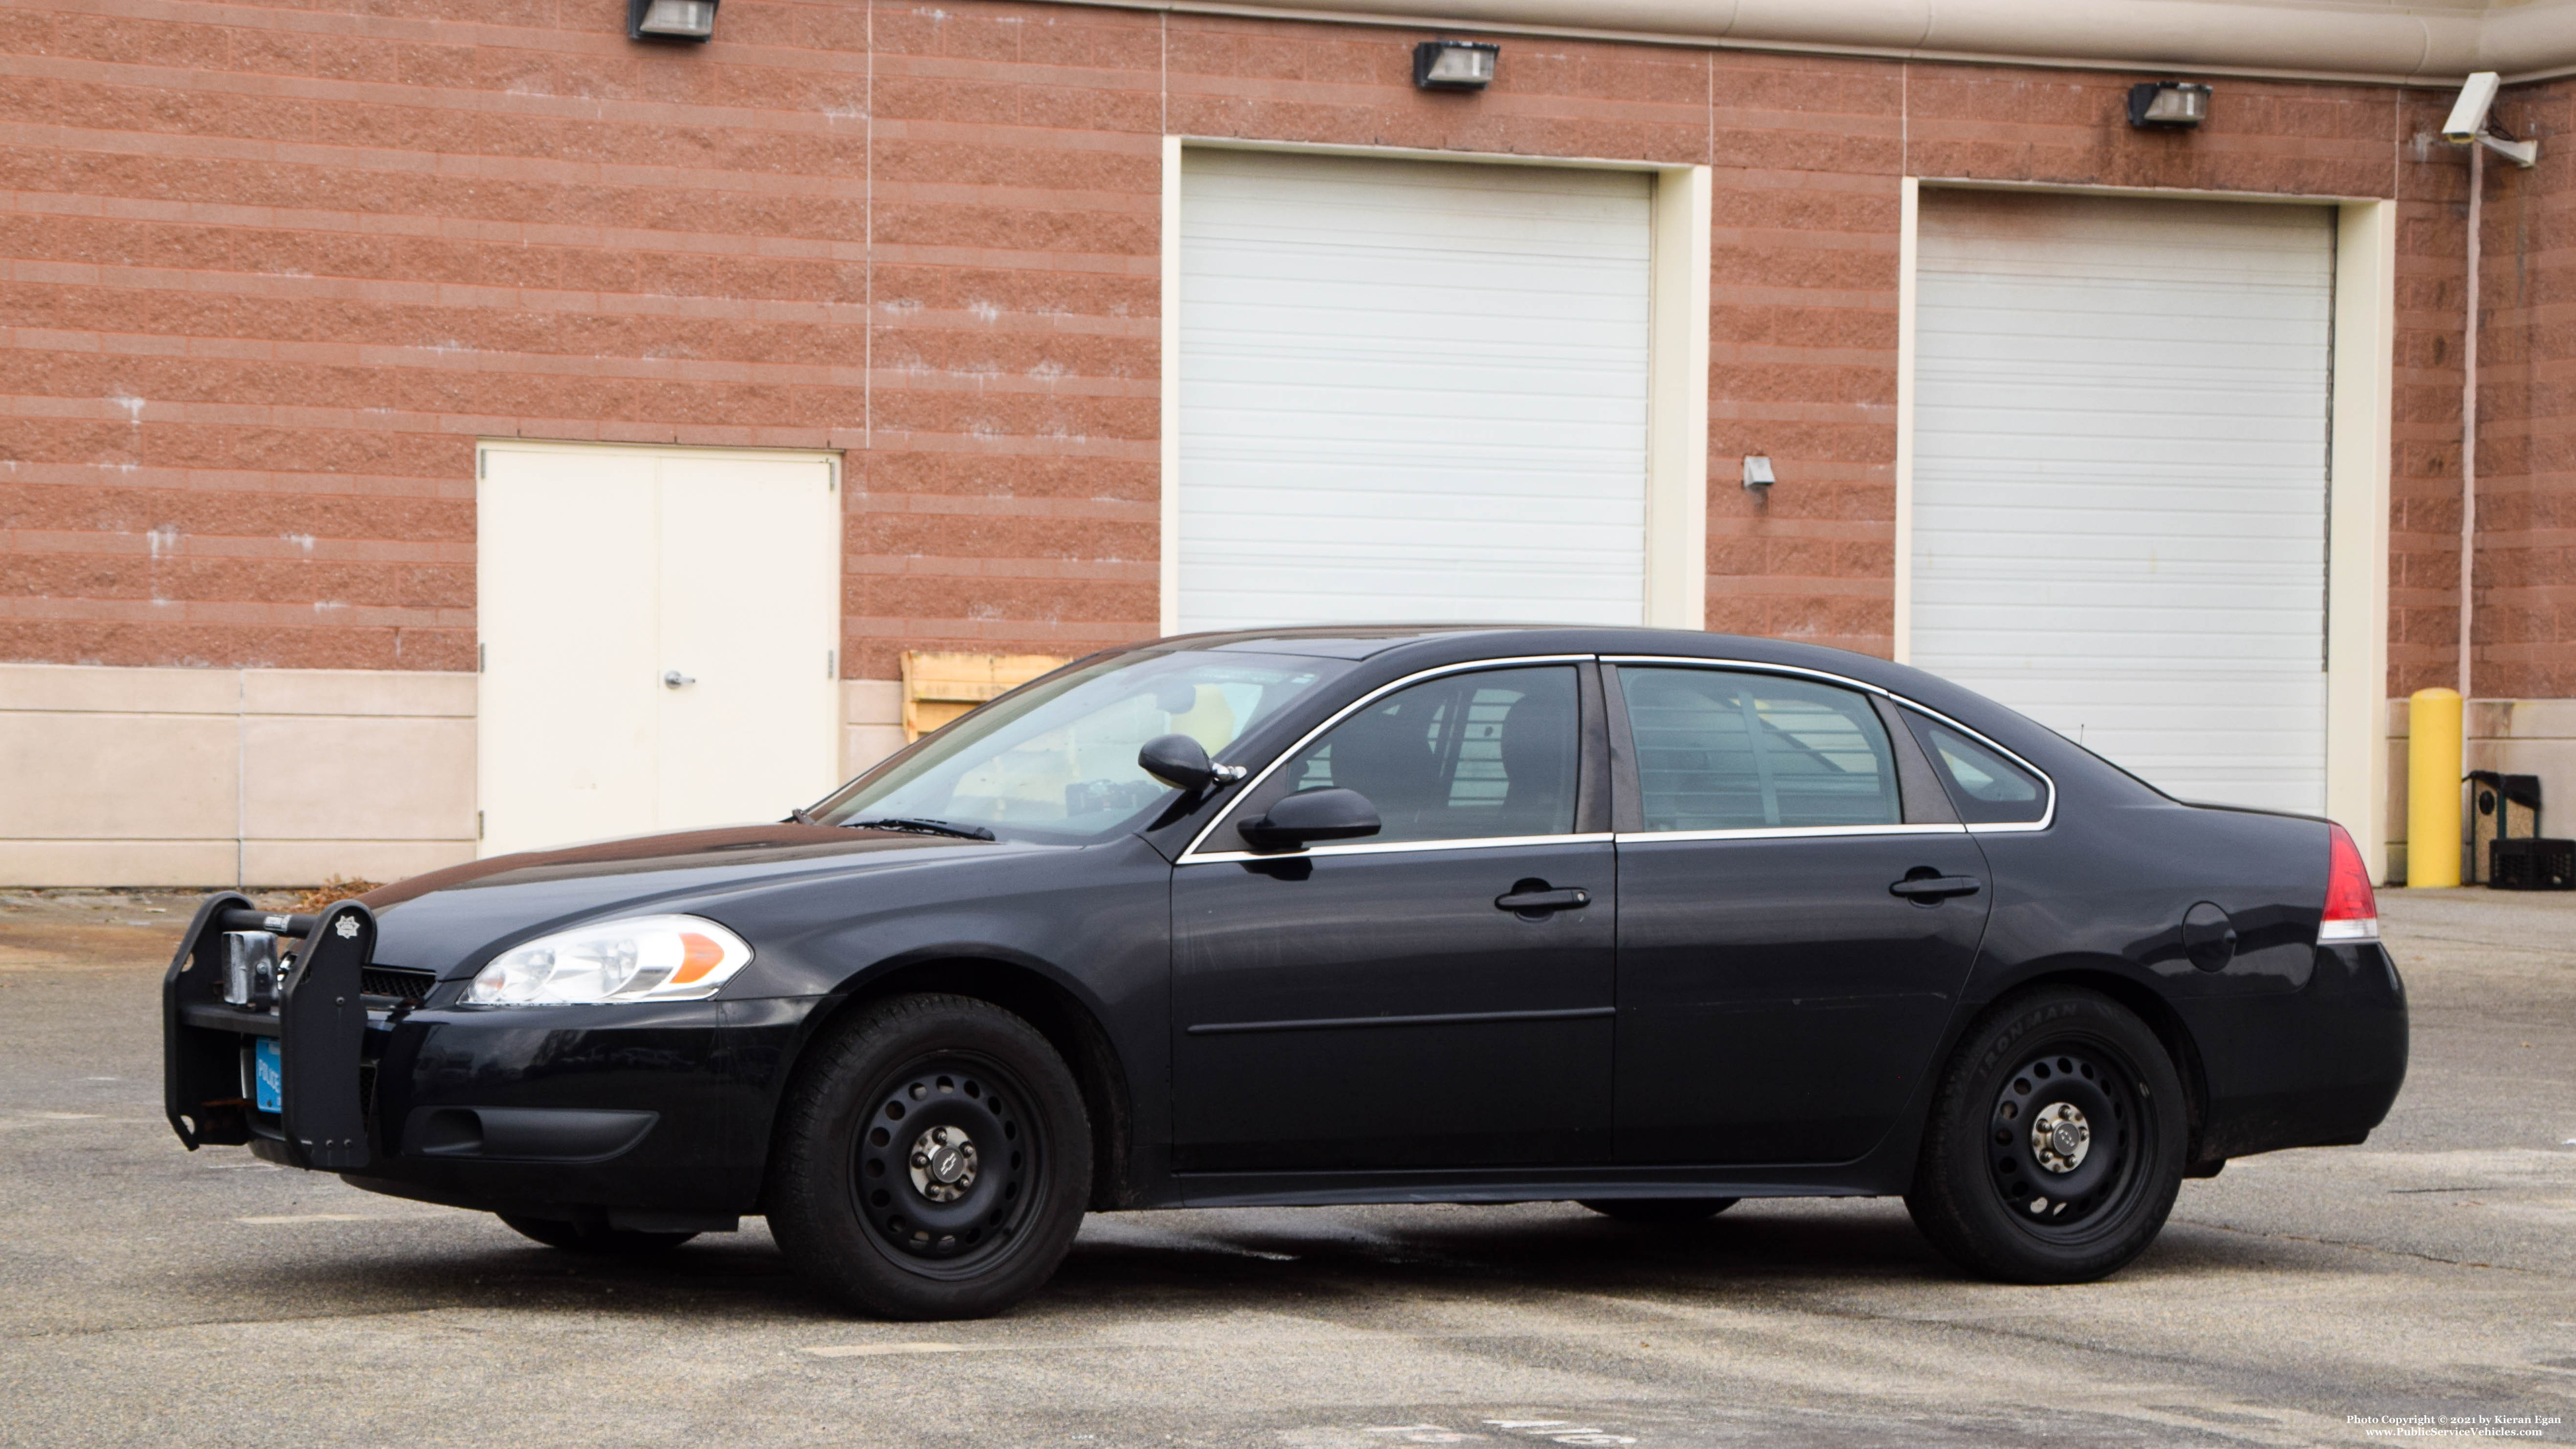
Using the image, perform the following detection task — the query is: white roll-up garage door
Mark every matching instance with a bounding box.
[1911,191,2335,814]
[1176,148,1652,631]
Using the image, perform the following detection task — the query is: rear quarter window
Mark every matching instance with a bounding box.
[1903,714,2051,825]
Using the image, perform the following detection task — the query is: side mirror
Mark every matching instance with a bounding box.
[1140,733,1224,792]
[1133,736,1211,793]
[1141,734,1252,792]
[1239,788,1381,851]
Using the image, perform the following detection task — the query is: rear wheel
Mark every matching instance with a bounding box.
[497,1213,697,1255]
[1577,1197,1739,1224]
[1905,988,2186,1284]
[767,993,1092,1320]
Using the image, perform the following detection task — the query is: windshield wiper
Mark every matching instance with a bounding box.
[787,807,819,825]
[843,816,996,842]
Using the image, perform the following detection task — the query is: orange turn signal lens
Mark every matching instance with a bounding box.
[670,932,727,985]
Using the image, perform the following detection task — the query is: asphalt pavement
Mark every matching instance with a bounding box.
[2,886,2570,1448]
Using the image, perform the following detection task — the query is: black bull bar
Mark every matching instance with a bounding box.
[162,892,378,1171]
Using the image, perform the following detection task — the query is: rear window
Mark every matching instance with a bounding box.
[1616,667,1900,831]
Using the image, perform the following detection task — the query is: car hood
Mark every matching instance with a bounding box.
[364,823,1005,976]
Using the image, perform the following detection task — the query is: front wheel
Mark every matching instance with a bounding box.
[767,994,1092,1320]
[1905,988,2186,1284]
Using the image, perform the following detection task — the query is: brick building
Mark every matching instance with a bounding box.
[2,0,2571,885]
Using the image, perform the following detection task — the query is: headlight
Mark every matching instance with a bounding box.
[461,914,752,1006]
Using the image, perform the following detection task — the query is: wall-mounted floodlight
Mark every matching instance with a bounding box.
[629,0,716,42]
[1742,455,1775,492]
[1414,41,1498,91]
[2442,71,2538,168]
[2127,82,2210,129]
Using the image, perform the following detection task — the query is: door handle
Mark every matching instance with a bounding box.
[1889,874,1982,901]
[1495,886,1590,915]
[663,670,696,690]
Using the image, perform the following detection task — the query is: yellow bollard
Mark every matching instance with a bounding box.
[2407,687,2465,887]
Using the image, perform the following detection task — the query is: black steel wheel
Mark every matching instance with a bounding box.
[1905,988,2185,1283]
[768,993,1091,1319]
[1577,1197,1740,1224]
[497,1213,697,1255]
[849,1056,1039,1278]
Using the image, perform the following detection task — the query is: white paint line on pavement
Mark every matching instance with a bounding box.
[802,1343,1002,1359]
[27,1112,102,1120]
[235,1214,382,1225]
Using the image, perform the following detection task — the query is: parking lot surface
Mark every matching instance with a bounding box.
[2,887,2570,1448]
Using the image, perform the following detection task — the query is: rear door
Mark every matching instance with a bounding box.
[1607,663,1995,1165]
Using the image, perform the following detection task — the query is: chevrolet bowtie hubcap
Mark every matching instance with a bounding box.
[909,1125,979,1203]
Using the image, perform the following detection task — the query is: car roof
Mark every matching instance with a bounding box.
[1163,624,1869,671]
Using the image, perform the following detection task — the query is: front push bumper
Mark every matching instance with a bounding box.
[163,891,372,1169]
[162,893,809,1224]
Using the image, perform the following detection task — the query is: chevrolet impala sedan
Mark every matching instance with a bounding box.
[161,626,2407,1319]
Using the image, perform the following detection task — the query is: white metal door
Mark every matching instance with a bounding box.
[1177,149,1652,630]
[478,444,841,857]
[1910,192,2335,814]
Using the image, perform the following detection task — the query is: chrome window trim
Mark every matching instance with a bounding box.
[1176,650,2058,864]
[1182,832,1616,866]
[1599,654,2059,834]
[1612,823,1969,845]
[1176,654,1595,864]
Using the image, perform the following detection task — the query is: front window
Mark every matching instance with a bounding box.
[812,650,1347,844]
[1270,666,1580,845]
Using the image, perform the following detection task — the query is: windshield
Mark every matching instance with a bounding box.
[811,650,1349,844]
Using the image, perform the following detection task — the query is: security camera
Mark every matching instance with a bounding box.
[2442,71,2500,144]
[2440,70,2539,168]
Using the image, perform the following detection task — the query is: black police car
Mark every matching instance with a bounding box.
[162,627,2407,1319]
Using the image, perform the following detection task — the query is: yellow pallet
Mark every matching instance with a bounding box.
[899,651,1070,741]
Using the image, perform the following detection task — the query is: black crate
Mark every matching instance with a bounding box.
[2490,837,2576,891]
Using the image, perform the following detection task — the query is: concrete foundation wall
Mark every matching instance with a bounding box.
[0,664,913,887]
[2384,695,2576,884]
[0,663,476,887]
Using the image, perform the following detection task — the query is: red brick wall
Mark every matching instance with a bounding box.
[0,0,2566,692]
[851,3,1160,679]
[2469,77,2576,700]
[0,0,875,672]
[2394,89,2474,698]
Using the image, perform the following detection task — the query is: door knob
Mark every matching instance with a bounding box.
[1888,873,1981,901]
[663,670,696,690]
[1495,884,1590,917]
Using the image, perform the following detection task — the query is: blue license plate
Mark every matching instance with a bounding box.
[254,1038,282,1114]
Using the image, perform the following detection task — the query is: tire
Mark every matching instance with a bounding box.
[1905,988,2186,1284]
[497,1213,698,1255]
[766,993,1092,1320]
[1577,1197,1740,1224]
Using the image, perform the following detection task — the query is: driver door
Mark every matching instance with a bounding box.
[1170,663,1615,1175]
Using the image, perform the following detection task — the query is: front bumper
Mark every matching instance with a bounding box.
[163,893,817,1223]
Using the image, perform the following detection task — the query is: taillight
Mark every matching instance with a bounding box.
[2320,821,2379,943]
